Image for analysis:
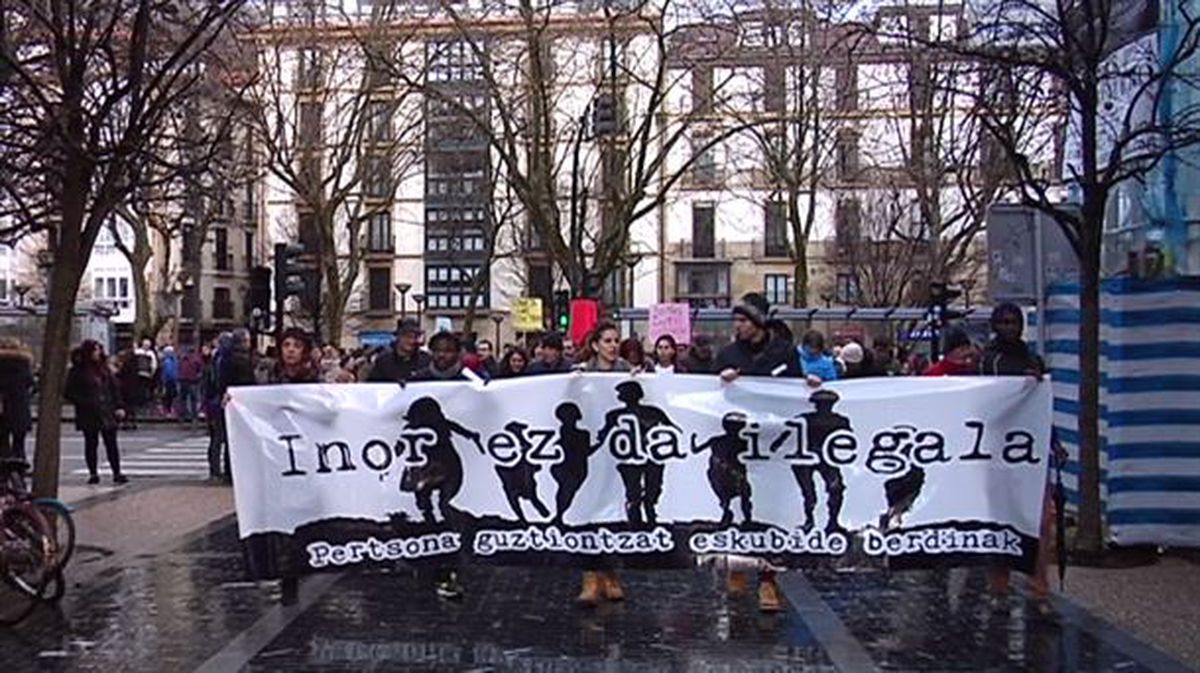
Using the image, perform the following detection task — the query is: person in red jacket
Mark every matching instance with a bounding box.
[922,326,980,377]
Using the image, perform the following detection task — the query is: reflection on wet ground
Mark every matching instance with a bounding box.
[2,518,1190,672]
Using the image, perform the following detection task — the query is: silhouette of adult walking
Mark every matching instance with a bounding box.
[594,380,680,525]
[499,421,552,522]
[551,402,596,524]
[401,396,484,523]
[692,412,754,526]
[769,389,850,533]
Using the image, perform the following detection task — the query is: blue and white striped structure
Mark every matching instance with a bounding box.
[1036,278,1200,547]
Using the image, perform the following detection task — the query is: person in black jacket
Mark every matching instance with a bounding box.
[979,302,1052,608]
[367,318,432,383]
[525,331,574,375]
[712,293,810,614]
[714,293,805,381]
[65,340,128,484]
[0,337,34,461]
[979,302,1044,377]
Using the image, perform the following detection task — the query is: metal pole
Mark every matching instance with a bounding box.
[1034,210,1048,358]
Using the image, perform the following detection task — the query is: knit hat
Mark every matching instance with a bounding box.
[841,341,864,364]
[732,292,769,328]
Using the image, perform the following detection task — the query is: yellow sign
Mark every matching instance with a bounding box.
[512,298,544,332]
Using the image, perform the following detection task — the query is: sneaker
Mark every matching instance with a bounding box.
[758,578,784,613]
[113,474,129,485]
[87,475,100,485]
[436,572,464,600]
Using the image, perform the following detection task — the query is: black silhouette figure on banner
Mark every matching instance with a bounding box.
[879,467,926,531]
[401,397,484,523]
[551,402,597,524]
[594,381,680,525]
[692,412,754,526]
[769,389,849,533]
[499,421,552,522]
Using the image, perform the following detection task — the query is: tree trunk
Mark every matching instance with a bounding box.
[1075,224,1105,552]
[793,246,809,308]
[32,229,85,499]
[322,272,344,348]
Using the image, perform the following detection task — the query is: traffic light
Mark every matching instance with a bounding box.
[928,282,964,325]
[592,93,618,136]
[249,266,272,314]
[552,290,570,332]
[274,242,308,301]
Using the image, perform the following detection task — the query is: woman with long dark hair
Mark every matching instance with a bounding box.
[65,340,128,484]
[651,334,686,374]
[497,347,531,378]
[269,329,320,384]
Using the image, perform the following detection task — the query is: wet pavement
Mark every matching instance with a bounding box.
[3,514,1195,672]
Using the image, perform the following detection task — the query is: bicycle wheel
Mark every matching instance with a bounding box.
[32,499,75,571]
[0,508,51,625]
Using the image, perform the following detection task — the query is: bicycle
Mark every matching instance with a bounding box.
[0,458,76,624]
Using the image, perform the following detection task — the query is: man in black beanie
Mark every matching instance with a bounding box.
[714,292,803,380]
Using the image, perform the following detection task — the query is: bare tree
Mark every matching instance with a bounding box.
[372,0,747,303]
[0,0,245,498]
[248,8,423,345]
[937,0,1200,551]
[836,184,928,307]
[857,3,1014,291]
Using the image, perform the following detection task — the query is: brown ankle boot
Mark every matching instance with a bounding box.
[577,571,603,606]
[727,570,749,597]
[758,577,783,613]
[602,572,625,602]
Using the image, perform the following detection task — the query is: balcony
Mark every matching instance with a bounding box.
[672,239,728,260]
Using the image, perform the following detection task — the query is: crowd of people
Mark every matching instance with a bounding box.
[13,293,1050,612]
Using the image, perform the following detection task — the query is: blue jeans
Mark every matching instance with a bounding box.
[178,381,201,422]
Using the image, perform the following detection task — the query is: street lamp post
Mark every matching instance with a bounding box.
[12,283,31,307]
[395,282,411,320]
[412,293,426,328]
[490,313,504,347]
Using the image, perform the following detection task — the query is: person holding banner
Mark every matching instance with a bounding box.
[977,303,1053,609]
[574,320,632,606]
[267,329,320,384]
[713,294,807,613]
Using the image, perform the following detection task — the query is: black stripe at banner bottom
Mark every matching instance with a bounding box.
[240,517,1039,580]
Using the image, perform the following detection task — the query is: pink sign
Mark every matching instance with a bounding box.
[648,303,692,344]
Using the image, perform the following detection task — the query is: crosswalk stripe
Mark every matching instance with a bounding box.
[145,448,210,455]
[72,468,210,477]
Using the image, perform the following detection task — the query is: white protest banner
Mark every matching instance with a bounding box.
[226,375,1051,577]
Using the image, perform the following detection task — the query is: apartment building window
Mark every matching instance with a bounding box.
[675,263,730,308]
[835,66,857,112]
[368,211,393,252]
[297,48,323,90]
[244,231,254,270]
[243,181,257,223]
[691,136,719,186]
[213,287,234,320]
[764,65,785,113]
[427,40,483,82]
[298,154,322,193]
[765,273,790,306]
[366,100,392,142]
[214,228,230,271]
[364,153,391,198]
[298,211,320,252]
[836,129,860,181]
[426,228,485,254]
[836,273,860,305]
[764,201,789,257]
[367,266,392,312]
[835,198,862,256]
[691,67,713,114]
[692,203,715,258]
[299,101,322,147]
[426,263,487,309]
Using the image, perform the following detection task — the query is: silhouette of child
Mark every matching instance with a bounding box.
[401,397,484,523]
[692,412,754,526]
[500,421,551,522]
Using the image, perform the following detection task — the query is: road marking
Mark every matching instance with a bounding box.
[192,574,342,673]
[778,573,883,673]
